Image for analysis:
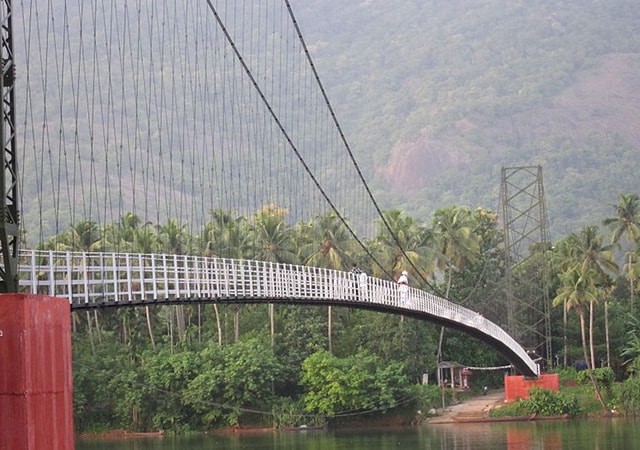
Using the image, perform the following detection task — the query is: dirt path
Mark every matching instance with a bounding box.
[426,390,506,424]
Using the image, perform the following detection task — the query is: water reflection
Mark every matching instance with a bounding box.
[76,418,640,450]
[425,418,640,450]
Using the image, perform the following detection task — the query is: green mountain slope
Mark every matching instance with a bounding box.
[294,0,640,238]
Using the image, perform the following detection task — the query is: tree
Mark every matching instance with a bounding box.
[55,220,110,353]
[603,193,640,313]
[201,208,252,259]
[157,218,190,255]
[301,350,409,417]
[156,218,191,342]
[370,209,436,280]
[201,209,252,343]
[127,222,160,351]
[432,206,481,383]
[250,204,296,347]
[299,211,358,354]
[185,338,283,427]
[553,267,607,411]
[556,225,618,369]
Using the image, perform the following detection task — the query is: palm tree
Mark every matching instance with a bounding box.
[201,209,252,344]
[157,218,192,342]
[553,267,607,411]
[157,218,190,255]
[102,217,160,352]
[371,209,436,279]
[202,208,251,259]
[603,193,640,313]
[251,204,296,264]
[558,225,618,368]
[299,211,358,354]
[433,206,480,295]
[55,220,109,354]
[55,220,107,252]
[129,223,160,351]
[250,204,296,346]
[106,211,144,252]
[432,206,481,382]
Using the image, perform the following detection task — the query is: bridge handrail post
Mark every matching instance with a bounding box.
[80,253,88,303]
[172,254,179,298]
[64,252,72,301]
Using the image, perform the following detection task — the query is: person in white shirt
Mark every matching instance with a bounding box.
[398,270,409,304]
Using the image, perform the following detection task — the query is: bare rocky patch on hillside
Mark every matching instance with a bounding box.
[377,53,640,194]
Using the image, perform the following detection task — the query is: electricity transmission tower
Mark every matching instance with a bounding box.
[500,166,552,370]
[0,0,19,293]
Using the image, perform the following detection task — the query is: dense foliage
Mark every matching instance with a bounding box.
[59,190,640,432]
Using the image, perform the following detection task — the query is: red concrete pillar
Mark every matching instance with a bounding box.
[0,294,75,450]
[504,373,560,402]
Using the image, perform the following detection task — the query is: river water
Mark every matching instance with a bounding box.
[76,417,640,449]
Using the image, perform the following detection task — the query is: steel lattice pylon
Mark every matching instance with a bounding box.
[501,166,552,370]
[0,0,19,293]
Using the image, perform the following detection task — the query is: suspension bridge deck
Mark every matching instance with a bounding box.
[17,249,539,377]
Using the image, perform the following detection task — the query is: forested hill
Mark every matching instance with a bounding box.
[293,0,640,239]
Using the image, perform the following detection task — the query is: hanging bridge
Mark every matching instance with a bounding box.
[1,0,539,378]
[18,248,539,376]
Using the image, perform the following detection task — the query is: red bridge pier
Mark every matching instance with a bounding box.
[0,294,75,450]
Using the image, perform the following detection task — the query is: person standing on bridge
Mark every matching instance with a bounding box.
[350,264,363,300]
[397,270,409,304]
[358,270,368,301]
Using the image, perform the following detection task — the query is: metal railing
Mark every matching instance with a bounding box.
[16,249,538,376]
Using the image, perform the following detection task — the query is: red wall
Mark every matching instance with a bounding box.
[0,294,74,450]
[504,373,560,402]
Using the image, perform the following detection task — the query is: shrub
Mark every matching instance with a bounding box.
[409,383,449,414]
[554,367,578,385]
[489,388,579,418]
[527,387,580,417]
[613,376,640,416]
[576,367,615,389]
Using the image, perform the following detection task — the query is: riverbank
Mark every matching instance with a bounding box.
[77,429,165,439]
[426,389,507,424]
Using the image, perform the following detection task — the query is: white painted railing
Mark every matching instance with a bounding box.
[16,249,538,376]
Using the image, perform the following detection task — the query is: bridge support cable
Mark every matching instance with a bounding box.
[17,249,539,377]
[0,0,18,292]
[16,0,385,266]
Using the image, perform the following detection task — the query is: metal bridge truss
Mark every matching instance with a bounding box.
[18,249,539,377]
[0,0,19,293]
[501,165,552,369]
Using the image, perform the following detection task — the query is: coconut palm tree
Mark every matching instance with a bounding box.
[54,220,110,353]
[201,209,252,344]
[250,204,297,346]
[432,206,481,381]
[251,204,296,264]
[157,218,190,255]
[370,209,436,280]
[299,211,358,354]
[156,218,193,343]
[557,225,618,368]
[127,222,161,351]
[553,267,607,411]
[202,208,252,258]
[603,193,640,313]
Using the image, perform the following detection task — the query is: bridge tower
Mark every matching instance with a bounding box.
[0,0,19,293]
[500,165,552,370]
